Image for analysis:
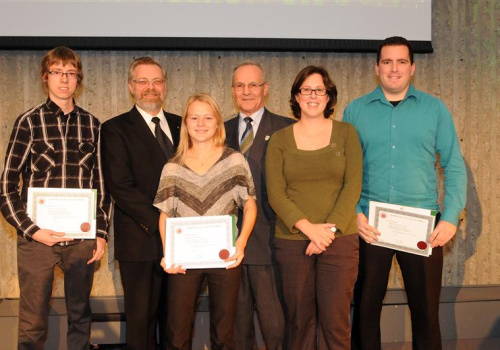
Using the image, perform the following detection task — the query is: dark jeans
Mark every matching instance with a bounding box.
[275,234,359,350]
[235,264,286,350]
[166,266,242,350]
[351,239,443,350]
[17,238,96,350]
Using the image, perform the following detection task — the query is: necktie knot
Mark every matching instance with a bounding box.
[240,117,254,155]
[152,116,160,125]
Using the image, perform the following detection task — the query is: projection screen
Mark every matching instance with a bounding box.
[0,0,432,52]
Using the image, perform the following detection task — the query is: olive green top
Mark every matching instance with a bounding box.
[265,120,363,240]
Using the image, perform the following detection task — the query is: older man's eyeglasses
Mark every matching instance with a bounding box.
[232,82,266,92]
[133,79,165,87]
[47,70,78,79]
[298,88,327,96]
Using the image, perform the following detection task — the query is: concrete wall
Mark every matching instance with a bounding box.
[0,0,499,298]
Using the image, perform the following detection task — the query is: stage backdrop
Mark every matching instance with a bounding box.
[0,0,498,298]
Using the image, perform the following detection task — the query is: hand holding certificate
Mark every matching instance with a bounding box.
[164,215,237,269]
[27,187,97,239]
[368,201,437,257]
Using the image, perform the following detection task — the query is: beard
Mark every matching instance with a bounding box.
[134,88,165,114]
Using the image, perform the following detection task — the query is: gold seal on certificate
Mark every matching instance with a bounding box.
[368,201,437,257]
[164,215,237,269]
[27,187,97,239]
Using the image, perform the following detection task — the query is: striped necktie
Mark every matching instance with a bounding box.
[240,117,254,155]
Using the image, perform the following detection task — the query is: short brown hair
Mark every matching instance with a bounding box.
[289,65,337,119]
[41,46,83,85]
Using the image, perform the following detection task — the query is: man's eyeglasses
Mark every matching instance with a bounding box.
[133,79,165,87]
[47,70,78,79]
[232,82,267,92]
[298,88,328,96]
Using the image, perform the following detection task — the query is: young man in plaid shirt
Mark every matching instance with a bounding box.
[0,46,110,350]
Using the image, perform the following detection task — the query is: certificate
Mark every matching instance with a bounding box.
[27,187,97,239]
[368,201,437,257]
[164,215,237,269]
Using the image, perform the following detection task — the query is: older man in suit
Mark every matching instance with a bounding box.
[225,61,294,350]
[101,57,181,350]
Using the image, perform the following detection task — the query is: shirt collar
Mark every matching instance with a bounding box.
[366,84,420,105]
[238,107,265,127]
[45,97,76,116]
[136,105,164,124]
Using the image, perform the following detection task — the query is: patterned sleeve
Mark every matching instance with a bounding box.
[0,114,40,239]
[94,120,111,240]
[153,162,178,217]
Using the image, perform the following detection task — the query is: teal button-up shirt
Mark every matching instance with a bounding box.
[343,85,467,225]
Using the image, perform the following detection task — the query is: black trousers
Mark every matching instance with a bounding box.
[166,266,242,350]
[235,264,286,350]
[351,239,443,350]
[17,238,96,350]
[119,259,164,350]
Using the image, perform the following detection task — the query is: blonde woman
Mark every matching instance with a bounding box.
[153,93,257,349]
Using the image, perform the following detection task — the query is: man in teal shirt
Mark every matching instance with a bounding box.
[343,36,467,350]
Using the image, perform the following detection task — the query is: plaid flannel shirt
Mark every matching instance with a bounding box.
[0,98,111,241]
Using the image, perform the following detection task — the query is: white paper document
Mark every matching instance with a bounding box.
[27,187,97,239]
[368,201,437,257]
[164,215,237,269]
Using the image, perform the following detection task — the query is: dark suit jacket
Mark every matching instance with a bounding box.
[225,108,294,265]
[101,106,181,262]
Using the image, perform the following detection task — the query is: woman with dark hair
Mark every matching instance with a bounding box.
[266,66,363,349]
[153,93,257,349]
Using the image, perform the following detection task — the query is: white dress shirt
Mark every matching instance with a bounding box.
[238,107,265,143]
[136,105,174,143]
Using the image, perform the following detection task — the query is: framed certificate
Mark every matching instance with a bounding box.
[164,215,237,269]
[27,187,97,239]
[368,201,437,257]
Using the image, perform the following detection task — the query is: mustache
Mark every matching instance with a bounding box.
[141,88,160,95]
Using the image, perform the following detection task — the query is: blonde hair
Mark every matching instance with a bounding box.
[175,93,226,165]
[128,56,167,84]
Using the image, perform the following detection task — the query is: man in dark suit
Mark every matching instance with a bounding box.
[101,57,181,350]
[225,61,294,350]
